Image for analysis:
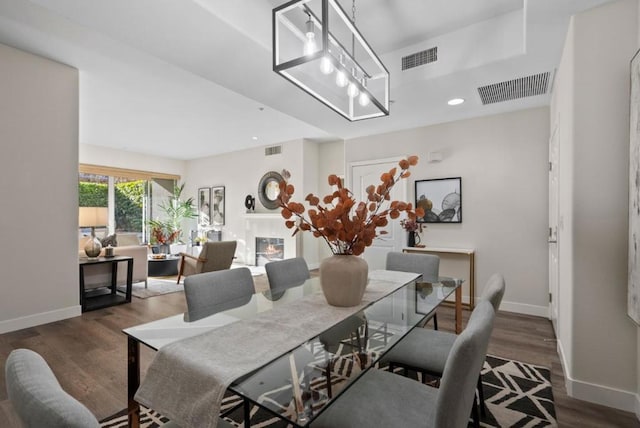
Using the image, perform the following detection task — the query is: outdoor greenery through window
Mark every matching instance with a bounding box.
[78,172,176,244]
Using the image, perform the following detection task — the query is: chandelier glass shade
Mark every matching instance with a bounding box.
[273,0,390,121]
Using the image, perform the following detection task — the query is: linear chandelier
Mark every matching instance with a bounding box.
[273,0,390,121]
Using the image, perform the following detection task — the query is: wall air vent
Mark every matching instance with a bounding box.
[265,145,282,156]
[477,71,551,105]
[402,47,438,71]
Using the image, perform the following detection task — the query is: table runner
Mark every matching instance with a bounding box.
[135,271,418,428]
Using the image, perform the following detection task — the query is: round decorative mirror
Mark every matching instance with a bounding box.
[258,171,284,210]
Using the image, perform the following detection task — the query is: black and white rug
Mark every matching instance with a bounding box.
[100,355,556,428]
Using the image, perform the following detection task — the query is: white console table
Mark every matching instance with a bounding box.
[403,246,475,332]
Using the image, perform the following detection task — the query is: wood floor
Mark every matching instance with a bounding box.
[0,275,638,427]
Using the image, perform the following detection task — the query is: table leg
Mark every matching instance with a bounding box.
[126,259,133,303]
[455,285,462,334]
[243,398,251,427]
[128,336,140,428]
[79,265,85,312]
[111,261,118,295]
[469,253,476,310]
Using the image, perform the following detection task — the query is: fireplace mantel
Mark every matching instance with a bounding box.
[243,213,299,265]
[242,213,283,219]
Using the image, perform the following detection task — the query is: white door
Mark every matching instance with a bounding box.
[548,125,559,333]
[348,158,407,270]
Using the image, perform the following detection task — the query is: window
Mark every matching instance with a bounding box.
[79,165,179,244]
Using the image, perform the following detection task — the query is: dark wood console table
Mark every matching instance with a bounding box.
[79,256,133,312]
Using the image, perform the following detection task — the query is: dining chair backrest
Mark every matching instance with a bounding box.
[184,267,255,322]
[480,273,506,311]
[434,300,496,428]
[386,252,440,283]
[265,257,310,292]
[5,348,100,428]
[199,241,237,273]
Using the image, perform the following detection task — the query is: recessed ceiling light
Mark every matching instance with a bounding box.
[252,136,258,140]
[447,98,465,106]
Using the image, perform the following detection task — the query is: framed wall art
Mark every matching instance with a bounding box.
[415,177,462,223]
[212,186,225,226]
[198,187,211,227]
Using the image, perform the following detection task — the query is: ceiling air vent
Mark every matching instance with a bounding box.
[265,145,282,156]
[477,71,551,105]
[402,47,438,71]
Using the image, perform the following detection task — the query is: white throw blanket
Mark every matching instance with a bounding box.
[135,271,418,428]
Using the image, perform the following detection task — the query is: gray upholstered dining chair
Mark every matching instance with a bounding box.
[382,272,506,418]
[177,240,237,284]
[312,300,496,428]
[183,267,255,322]
[5,348,235,428]
[386,251,440,329]
[265,257,311,292]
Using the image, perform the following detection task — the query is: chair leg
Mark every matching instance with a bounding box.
[177,256,185,284]
[472,394,480,427]
[433,312,438,330]
[477,374,486,417]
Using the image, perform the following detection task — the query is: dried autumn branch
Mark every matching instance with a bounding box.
[277,156,424,256]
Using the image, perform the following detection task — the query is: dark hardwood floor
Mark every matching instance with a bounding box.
[0,275,638,427]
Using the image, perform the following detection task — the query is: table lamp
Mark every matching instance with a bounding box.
[79,207,108,258]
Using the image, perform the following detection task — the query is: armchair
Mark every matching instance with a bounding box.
[177,240,237,283]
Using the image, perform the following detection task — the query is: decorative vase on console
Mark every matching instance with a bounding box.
[401,218,424,248]
[277,157,425,307]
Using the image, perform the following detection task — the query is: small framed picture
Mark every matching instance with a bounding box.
[198,187,211,226]
[211,186,225,226]
[415,177,462,223]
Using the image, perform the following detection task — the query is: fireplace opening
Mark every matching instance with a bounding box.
[255,237,284,266]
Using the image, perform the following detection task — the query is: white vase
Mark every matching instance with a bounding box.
[319,255,368,307]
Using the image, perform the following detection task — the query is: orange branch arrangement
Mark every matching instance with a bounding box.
[277,156,425,256]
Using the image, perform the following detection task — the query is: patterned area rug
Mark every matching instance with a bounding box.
[131,278,183,299]
[100,355,556,427]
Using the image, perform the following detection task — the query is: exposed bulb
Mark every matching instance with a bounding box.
[347,81,360,98]
[358,92,370,106]
[358,77,370,106]
[320,56,334,74]
[303,18,316,56]
[347,68,360,98]
[335,70,348,87]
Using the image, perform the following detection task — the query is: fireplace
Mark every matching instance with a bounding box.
[255,237,284,266]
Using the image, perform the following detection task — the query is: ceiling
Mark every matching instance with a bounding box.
[0,0,614,160]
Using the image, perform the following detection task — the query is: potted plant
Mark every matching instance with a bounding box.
[148,183,197,254]
[277,156,424,306]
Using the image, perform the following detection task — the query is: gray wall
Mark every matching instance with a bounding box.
[0,43,79,332]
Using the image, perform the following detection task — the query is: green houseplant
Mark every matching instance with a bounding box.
[148,184,197,250]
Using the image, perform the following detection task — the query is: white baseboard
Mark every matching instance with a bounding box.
[498,300,548,317]
[0,305,81,334]
[557,337,636,413]
[308,262,320,270]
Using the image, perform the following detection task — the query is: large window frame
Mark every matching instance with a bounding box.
[79,164,180,243]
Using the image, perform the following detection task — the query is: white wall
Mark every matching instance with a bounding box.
[552,0,638,412]
[185,140,307,265]
[0,43,79,333]
[79,144,186,177]
[345,107,550,315]
[317,140,345,261]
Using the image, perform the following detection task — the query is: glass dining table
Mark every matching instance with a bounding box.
[123,270,463,428]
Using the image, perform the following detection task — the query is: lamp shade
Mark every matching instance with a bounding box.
[78,207,108,227]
